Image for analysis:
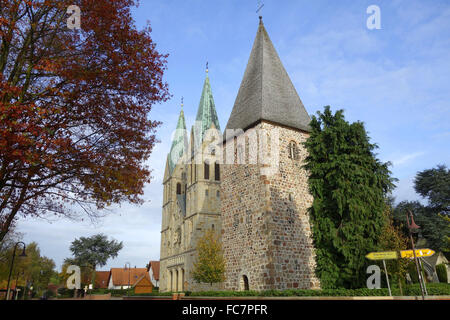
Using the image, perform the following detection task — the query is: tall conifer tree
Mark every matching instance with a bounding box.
[304,106,395,288]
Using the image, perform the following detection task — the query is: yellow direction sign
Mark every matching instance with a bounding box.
[400,249,435,259]
[365,251,398,260]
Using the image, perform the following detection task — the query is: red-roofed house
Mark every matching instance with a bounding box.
[107,267,148,290]
[147,261,160,288]
[94,271,110,289]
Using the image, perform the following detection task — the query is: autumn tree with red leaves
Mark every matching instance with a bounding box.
[0,0,170,242]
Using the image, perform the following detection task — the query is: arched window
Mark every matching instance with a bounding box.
[288,141,298,160]
[176,183,181,195]
[204,161,210,180]
[215,162,220,181]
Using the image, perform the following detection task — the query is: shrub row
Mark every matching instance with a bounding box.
[186,283,450,297]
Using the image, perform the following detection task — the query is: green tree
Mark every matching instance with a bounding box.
[64,234,122,289]
[393,202,449,254]
[435,264,448,283]
[378,203,410,295]
[414,165,449,215]
[192,229,225,287]
[0,242,56,296]
[303,106,396,289]
[64,234,122,270]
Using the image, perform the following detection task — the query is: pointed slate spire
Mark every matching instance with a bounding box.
[225,17,311,133]
[168,101,188,173]
[194,66,221,149]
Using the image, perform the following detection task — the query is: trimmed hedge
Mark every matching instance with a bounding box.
[185,283,450,297]
[90,288,172,297]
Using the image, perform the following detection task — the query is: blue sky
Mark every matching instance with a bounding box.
[17,0,450,271]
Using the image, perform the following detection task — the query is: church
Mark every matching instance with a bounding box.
[159,17,320,292]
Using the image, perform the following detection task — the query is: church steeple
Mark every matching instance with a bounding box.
[194,65,220,149]
[225,18,311,133]
[168,100,188,173]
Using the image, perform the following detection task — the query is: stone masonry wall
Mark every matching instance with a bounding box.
[221,122,320,291]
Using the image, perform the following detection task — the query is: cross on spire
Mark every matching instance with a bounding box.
[206,61,209,73]
[181,96,184,108]
[256,0,264,14]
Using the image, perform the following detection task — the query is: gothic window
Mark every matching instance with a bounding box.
[216,190,220,199]
[204,161,210,180]
[205,189,209,197]
[176,183,181,195]
[288,141,299,160]
[215,162,220,181]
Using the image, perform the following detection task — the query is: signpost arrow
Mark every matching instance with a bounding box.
[365,251,398,260]
[400,249,435,259]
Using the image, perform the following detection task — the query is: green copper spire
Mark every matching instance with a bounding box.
[168,101,188,173]
[194,66,221,149]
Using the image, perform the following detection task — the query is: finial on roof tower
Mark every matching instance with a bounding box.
[181,96,184,109]
[206,61,209,73]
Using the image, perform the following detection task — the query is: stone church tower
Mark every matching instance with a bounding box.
[220,17,321,291]
[160,68,223,292]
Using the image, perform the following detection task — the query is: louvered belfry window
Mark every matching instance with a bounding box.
[204,161,210,180]
[215,162,220,181]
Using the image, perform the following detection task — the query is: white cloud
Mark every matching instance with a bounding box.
[392,152,424,166]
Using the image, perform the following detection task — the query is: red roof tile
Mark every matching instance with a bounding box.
[148,261,160,281]
[109,268,147,286]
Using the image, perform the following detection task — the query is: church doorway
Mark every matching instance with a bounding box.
[240,275,249,291]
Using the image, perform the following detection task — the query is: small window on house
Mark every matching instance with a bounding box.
[204,161,210,180]
[288,141,299,160]
[215,162,220,181]
[205,189,209,197]
[176,183,181,195]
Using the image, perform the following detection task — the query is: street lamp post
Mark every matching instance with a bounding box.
[5,242,27,300]
[124,262,131,296]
